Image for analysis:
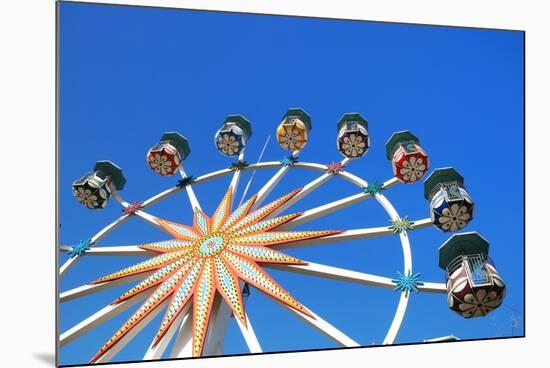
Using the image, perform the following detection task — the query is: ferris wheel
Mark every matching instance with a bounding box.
[58,109,507,364]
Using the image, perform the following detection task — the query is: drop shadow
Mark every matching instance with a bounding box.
[33,352,56,366]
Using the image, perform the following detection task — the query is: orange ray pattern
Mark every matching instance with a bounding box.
[88,187,341,363]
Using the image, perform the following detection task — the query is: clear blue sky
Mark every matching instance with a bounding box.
[58,2,524,366]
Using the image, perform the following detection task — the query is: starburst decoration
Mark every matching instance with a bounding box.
[389,216,414,234]
[279,156,298,167]
[176,175,196,188]
[392,271,423,296]
[325,162,343,174]
[362,182,385,196]
[229,160,249,171]
[88,188,341,363]
[69,239,91,258]
[123,201,143,215]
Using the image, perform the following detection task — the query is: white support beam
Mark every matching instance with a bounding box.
[94,299,169,364]
[143,304,190,360]
[201,294,235,356]
[169,303,194,358]
[60,291,152,347]
[280,302,359,347]
[235,312,262,353]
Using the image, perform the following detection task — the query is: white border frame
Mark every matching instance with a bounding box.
[1,1,543,368]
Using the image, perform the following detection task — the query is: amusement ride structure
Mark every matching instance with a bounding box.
[59,109,506,364]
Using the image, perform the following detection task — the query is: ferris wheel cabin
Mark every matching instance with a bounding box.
[438,232,506,318]
[386,130,429,183]
[146,132,190,176]
[336,113,370,159]
[276,108,312,152]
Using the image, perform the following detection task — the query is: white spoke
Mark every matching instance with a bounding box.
[252,166,290,209]
[179,166,201,211]
[228,151,245,207]
[60,273,153,303]
[269,158,351,218]
[60,290,151,347]
[266,262,446,294]
[273,218,432,250]
[60,245,155,256]
[251,150,300,210]
[236,312,262,353]
[279,177,399,230]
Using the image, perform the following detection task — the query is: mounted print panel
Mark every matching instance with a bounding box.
[57,2,524,366]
